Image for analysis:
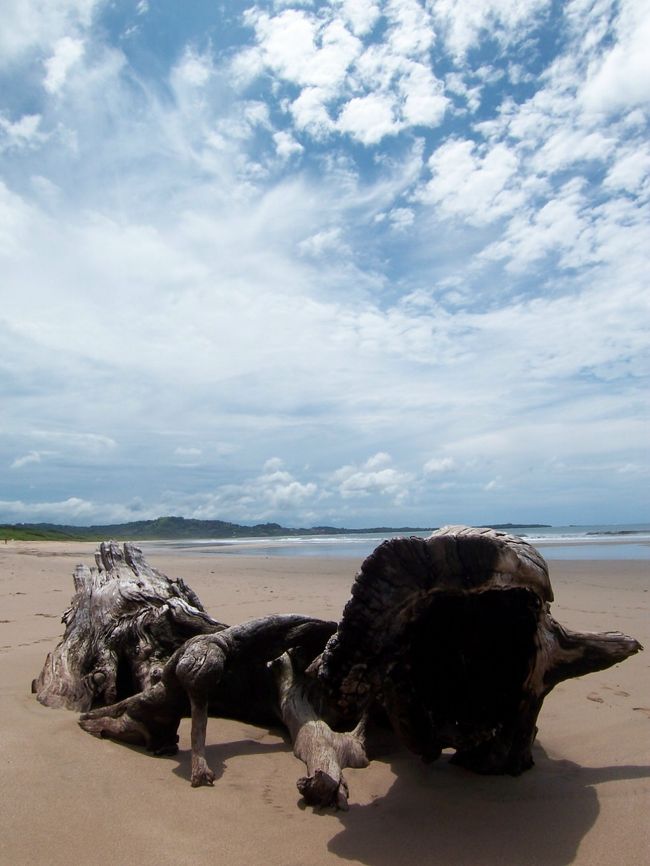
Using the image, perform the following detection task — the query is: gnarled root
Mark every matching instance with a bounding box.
[79,679,183,755]
[272,652,368,810]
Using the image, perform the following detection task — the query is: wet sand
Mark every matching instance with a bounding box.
[1,541,648,865]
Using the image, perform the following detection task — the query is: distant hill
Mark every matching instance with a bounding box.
[0,516,551,542]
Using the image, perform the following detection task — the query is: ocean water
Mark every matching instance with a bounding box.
[143,523,650,561]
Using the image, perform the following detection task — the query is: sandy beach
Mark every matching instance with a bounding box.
[1,541,648,866]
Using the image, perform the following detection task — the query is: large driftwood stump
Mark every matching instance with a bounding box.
[34,528,642,808]
[314,526,642,775]
[33,541,226,711]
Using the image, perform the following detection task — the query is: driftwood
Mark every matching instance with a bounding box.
[32,541,226,710]
[34,527,642,808]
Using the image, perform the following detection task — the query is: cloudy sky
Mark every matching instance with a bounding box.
[1,0,649,528]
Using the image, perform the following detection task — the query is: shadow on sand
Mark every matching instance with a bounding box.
[130,730,649,866]
[168,735,288,785]
[328,744,650,866]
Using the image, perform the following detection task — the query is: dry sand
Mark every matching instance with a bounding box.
[1,541,648,866]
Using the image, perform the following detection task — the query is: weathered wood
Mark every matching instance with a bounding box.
[79,613,337,787]
[312,525,642,776]
[34,529,643,809]
[32,541,226,710]
[272,651,368,809]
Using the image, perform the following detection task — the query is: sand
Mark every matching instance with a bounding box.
[1,541,648,866]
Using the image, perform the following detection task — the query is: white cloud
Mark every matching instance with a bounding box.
[331,453,413,502]
[298,227,348,257]
[420,138,521,224]
[0,180,34,254]
[580,0,650,115]
[273,130,304,159]
[480,178,598,272]
[335,0,381,36]
[531,128,615,175]
[186,460,319,521]
[239,3,448,145]
[423,456,455,474]
[0,114,44,151]
[7,435,116,471]
[289,87,335,136]
[0,0,99,67]
[398,62,448,127]
[175,447,202,457]
[337,93,400,144]
[389,207,415,229]
[43,36,85,94]
[174,48,212,87]
[31,432,117,451]
[364,452,392,469]
[385,0,436,57]
[0,496,148,524]
[430,0,551,59]
[11,451,44,469]
[603,146,650,194]
[247,9,361,90]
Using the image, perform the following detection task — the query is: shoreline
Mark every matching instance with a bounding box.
[1,543,648,865]
[6,531,649,560]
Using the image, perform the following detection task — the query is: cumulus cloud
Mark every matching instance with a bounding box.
[430,0,551,59]
[337,93,401,145]
[174,47,213,87]
[184,460,319,521]
[0,0,99,67]
[423,456,456,474]
[0,114,44,151]
[0,496,151,524]
[331,454,413,502]
[239,1,449,145]
[389,207,415,229]
[579,0,650,115]
[420,138,522,224]
[43,36,85,93]
[273,130,304,159]
[298,227,348,257]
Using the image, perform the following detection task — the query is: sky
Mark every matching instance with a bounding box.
[1,0,649,529]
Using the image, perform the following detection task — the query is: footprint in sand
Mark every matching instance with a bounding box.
[603,685,630,697]
[587,692,604,703]
[632,707,650,719]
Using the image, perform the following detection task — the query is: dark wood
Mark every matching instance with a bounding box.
[313,526,642,775]
[34,529,643,808]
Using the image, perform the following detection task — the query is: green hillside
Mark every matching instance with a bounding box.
[0,516,549,542]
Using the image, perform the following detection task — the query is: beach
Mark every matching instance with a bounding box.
[1,541,648,866]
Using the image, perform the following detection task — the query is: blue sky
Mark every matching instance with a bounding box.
[1,0,648,528]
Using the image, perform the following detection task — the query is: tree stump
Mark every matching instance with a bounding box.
[32,541,226,711]
[313,525,643,774]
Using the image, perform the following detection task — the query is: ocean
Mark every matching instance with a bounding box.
[142,522,650,561]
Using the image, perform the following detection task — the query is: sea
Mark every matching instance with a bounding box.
[142,522,650,562]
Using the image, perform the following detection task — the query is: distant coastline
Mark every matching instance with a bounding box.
[0,515,552,542]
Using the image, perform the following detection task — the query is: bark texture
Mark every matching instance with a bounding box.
[313,525,642,775]
[32,541,226,711]
[272,651,368,809]
[34,528,642,808]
